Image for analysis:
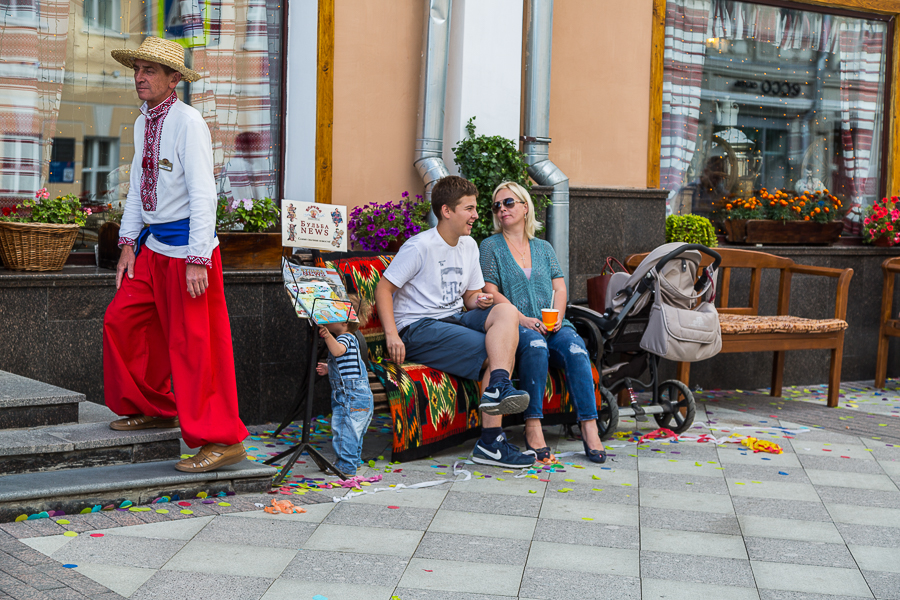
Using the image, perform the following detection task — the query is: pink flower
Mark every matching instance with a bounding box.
[84,208,92,215]
[892,209,899,221]
[241,198,254,211]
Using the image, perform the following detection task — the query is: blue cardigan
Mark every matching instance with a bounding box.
[479,234,573,330]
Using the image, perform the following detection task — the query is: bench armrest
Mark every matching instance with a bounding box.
[784,264,854,321]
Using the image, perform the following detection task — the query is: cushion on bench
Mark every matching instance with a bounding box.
[327,255,606,462]
[718,314,848,335]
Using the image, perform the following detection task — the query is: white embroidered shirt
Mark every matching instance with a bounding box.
[118,93,219,267]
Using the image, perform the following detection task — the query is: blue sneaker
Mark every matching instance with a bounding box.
[472,432,536,468]
[480,379,529,416]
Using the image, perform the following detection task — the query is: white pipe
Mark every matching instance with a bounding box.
[414,0,453,226]
[523,0,569,283]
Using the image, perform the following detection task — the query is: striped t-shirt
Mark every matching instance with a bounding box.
[332,333,363,378]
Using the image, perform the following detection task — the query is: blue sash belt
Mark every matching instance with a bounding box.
[134,217,191,256]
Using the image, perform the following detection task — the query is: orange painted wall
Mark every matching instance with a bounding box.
[331,0,655,210]
[549,0,653,188]
[332,0,426,210]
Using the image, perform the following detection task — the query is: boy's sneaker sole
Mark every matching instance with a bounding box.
[479,391,529,416]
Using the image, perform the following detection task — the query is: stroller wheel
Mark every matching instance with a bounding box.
[596,386,619,441]
[653,379,695,434]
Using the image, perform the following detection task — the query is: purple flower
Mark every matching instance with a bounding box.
[412,225,421,234]
[387,213,396,221]
[389,227,399,236]
[401,191,409,198]
[367,224,376,231]
[377,228,387,237]
[380,240,389,249]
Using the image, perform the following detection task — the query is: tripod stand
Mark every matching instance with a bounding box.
[264,319,348,486]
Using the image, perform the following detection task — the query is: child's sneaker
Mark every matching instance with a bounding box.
[480,379,529,415]
[472,432,535,468]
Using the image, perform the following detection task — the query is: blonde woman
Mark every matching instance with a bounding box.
[479,182,606,464]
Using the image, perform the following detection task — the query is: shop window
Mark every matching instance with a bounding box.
[0,0,284,228]
[81,137,118,201]
[660,0,891,234]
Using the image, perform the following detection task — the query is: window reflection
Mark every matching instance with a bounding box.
[0,0,283,250]
[661,0,889,235]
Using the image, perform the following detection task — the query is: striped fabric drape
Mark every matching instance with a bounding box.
[710,0,841,52]
[660,0,711,209]
[838,21,886,234]
[0,0,69,207]
[190,0,276,204]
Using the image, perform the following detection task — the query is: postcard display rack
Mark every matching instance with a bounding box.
[264,200,350,485]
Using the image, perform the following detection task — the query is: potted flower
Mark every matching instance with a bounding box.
[720,188,844,245]
[348,192,431,252]
[100,196,282,271]
[0,188,90,271]
[862,196,900,247]
[215,196,283,269]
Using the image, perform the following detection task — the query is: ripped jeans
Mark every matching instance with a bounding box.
[516,325,598,421]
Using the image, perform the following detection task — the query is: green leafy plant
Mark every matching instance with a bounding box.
[349,191,432,251]
[1,188,88,226]
[666,214,718,247]
[452,117,547,241]
[216,196,280,233]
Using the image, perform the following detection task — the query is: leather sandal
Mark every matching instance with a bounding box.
[174,443,246,473]
[110,415,179,431]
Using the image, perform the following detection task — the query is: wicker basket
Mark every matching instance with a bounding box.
[0,221,80,271]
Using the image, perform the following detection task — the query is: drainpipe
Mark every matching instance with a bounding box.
[523,0,569,283]
[414,0,453,226]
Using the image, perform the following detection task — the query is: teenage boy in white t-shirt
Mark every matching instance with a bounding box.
[375,176,533,468]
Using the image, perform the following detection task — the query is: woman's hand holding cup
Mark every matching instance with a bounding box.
[521,315,547,334]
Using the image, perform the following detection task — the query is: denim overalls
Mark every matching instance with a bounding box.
[327,336,374,475]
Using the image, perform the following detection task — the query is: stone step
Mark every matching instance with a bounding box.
[0,371,85,429]
[0,422,182,476]
[0,459,276,522]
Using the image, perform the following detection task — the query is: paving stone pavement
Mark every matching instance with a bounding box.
[3,381,900,599]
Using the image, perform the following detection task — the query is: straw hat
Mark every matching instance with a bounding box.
[111,37,201,82]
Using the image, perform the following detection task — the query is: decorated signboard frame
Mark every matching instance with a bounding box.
[281,199,347,252]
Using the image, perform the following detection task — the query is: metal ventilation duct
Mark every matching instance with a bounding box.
[523,0,569,282]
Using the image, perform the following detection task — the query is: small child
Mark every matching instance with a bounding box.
[315,295,373,476]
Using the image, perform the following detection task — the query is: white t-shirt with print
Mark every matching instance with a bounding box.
[382,227,485,331]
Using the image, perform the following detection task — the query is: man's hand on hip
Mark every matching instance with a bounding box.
[186,264,209,298]
[116,245,136,290]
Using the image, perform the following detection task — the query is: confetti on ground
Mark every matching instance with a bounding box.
[63,531,78,537]
[62,564,77,568]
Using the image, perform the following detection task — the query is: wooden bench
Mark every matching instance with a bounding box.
[625,247,853,408]
[875,257,900,389]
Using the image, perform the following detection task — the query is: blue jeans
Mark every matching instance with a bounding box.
[328,352,374,476]
[516,325,598,422]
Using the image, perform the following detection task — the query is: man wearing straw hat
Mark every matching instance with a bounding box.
[103,37,249,472]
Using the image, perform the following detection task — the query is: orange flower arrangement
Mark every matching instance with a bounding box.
[721,188,842,223]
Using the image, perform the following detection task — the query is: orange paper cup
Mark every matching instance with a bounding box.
[541,308,559,329]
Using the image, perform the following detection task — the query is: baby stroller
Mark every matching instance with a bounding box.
[567,243,722,439]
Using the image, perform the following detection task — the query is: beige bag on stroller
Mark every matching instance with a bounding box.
[636,244,722,362]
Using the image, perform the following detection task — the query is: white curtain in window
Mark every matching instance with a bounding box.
[660,0,712,210]
[838,20,886,234]
[190,0,275,203]
[0,0,69,205]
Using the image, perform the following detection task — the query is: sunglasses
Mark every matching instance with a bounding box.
[492,198,525,213]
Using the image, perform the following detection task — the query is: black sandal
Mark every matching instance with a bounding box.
[582,440,607,464]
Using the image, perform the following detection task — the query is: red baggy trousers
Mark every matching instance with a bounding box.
[103,246,248,448]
